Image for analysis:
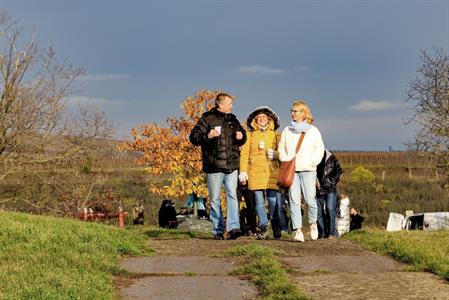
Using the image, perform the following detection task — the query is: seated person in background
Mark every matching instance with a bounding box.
[336,194,350,236]
[132,204,145,225]
[197,197,209,219]
[158,199,178,229]
[177,206,190,216]
[350,207,364,231]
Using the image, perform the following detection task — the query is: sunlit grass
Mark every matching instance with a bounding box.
[127,225,212,239]
[226,244,309,300]
[344,228,449,280]
[0,212,152,299]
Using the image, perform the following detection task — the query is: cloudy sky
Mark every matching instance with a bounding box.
[3,0,449,150]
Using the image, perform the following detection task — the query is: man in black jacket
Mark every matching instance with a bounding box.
[316,149,343,239]
[189,93,247,240]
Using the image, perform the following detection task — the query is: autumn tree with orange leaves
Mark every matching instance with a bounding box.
[119,90,223,200]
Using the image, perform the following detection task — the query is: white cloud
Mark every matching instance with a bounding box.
[65,96,122,109]
[78,73,130,81]
[235,65,285,75]
[349,100,402,112]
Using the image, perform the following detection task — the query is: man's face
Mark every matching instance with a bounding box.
[217,96,234,114]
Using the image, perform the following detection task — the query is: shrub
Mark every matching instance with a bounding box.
[349,166,376,183]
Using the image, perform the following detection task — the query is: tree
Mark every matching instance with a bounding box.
[0,11,114,215]
[0,11,114,182]
[118,89,222,199]
[406,47,449,187]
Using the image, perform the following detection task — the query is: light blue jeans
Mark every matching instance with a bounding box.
[207,170,240,235]
[288,171,318,230]
[254,189,279,228]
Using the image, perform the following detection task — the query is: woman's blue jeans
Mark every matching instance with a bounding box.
[288,171,318,230]
[254,189,280,228]
[316,192,337,237]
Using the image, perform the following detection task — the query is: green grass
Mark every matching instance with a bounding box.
[226,244,309,300]
[128,225,212,239]
[0,211,152,299]
[344,228,449,280]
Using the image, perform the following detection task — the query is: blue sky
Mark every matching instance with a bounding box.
[3,0,449,150]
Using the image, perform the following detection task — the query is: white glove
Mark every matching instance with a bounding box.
[239,172,248,184]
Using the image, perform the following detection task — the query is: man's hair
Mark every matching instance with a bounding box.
[292,100,314,124]
[215,93,235,107]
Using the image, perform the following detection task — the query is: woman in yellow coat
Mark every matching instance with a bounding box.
[239,106,282,239]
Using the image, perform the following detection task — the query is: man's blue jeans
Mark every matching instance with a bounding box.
[316,192,338,237]
[288,171,318,230]
[254,189,280,228]
[207,171,240,235]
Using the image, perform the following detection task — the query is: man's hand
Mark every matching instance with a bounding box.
[236,131,243,140]
[207,129,220,139]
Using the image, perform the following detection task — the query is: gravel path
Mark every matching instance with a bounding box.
[116,235,449,299]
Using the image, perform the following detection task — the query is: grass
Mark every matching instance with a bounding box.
[0,211,152,299]
[128,225,212,239]
[343,228,449,280]
[225,244,309,300]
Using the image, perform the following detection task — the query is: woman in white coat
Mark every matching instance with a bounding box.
[278,100,324,242]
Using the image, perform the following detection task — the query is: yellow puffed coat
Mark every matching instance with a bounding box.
[240,106,280,191]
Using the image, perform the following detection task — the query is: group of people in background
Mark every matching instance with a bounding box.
[189,92,362,241]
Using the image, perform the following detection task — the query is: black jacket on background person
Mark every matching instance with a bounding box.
[190,107,247,173]
[316,149,343,195]
[158,199,178,229]
[350,213,364,230]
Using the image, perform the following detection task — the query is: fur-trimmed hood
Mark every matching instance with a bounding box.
[246,106,280,131]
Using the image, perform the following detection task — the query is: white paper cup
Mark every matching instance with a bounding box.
[214,126,221,135]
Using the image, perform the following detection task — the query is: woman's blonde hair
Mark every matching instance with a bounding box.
[292,100,314,124]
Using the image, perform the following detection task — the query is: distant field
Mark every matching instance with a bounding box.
[1,150,447,226]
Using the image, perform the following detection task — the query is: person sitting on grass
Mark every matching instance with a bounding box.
[350,207,364,231]
[158,199,178,229]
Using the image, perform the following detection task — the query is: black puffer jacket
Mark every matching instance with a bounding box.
[316,150,343,195]
[189,107,247,173]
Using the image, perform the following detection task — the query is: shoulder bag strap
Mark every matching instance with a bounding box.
[295,132,305,154]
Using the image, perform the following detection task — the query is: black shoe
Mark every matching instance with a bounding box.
[213,233,224,240]
[227,228,242,240]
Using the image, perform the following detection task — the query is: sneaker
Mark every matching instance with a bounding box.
[310,223,318,241]
[227,228,242,240]
[256,225,268,240]
[328,235,336,240]
[213,233,224,240]
[293,229,304,242]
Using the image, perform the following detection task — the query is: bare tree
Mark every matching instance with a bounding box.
[0,11,114,210]
[406,47,449,187]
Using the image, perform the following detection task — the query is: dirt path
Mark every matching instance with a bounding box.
[116,236,449,299]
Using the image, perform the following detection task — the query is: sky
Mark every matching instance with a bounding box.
[2,0,449,150]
